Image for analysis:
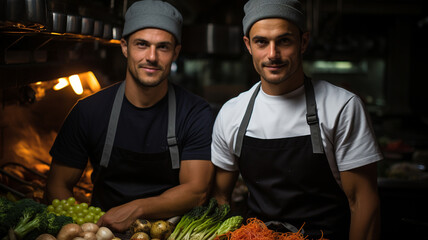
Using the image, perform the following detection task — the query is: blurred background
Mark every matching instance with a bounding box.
[1,0,428,238]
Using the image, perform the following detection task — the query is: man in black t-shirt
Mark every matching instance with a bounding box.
[45,0,214,233]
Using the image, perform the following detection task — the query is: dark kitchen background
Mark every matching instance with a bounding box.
[1,0,428,239]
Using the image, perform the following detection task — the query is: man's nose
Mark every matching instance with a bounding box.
[268,42,279,59]
[147,45,157,62]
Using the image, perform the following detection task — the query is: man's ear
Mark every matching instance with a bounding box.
[243,36,252,55]
[300,32,310,54]
[120,38,128,58]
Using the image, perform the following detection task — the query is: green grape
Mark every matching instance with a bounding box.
[55,205,63,213]
[76,217,85,225]
[47,205,55,212]
[80,202,89,209]
[82,209,89,215]
[84,214,94,223]
[77,212,84,218]
[51,199,60,208]
[67,209,74,217]
[93,207,101,215]
[88,206,95,212]
[93,214,100,223]
[60,199,67,205]
[67,197,76,205]
[69,205,76,213]
[74,204,82,213]
[60,210,67,216]
[63,202,70,211]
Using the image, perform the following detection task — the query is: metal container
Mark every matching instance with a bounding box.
[112,26,122,40]
[103,23,112,39]
[81,17,94,36]
[66,14,82,34]
[51,11,66,33]
[5,0,47,28]
[25,0,47,28]
[93,20,104,37]
[5,0,26,25]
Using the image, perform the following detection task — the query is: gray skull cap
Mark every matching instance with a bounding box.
[123,0,183,43]
[242,0,306,36]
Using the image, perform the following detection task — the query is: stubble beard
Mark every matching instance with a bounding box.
[260,54,303,85]
[128,65,166,88]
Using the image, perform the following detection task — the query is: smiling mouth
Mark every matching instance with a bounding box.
[141,66,161,73]
[263,61,287,69]
[264,64,287,71]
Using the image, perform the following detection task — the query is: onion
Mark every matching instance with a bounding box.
[130,219,151,234]
[80,232,97,240]
[96,227,115,240]
[81,223,99,233]
[35,233,57,240]
[57,223,83,240]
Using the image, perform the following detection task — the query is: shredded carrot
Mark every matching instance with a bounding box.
[214,218,329,240]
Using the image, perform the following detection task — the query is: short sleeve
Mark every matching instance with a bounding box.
[211,108,239,171]
[49,103,89,169]
[334,96,383,171]
[179,102,214,161]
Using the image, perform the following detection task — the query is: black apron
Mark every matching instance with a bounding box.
[91,81,180,211]
[234,78,350,239]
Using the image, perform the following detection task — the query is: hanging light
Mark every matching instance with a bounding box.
[69,74,84,95]
[53,77,69,91]
[80,71,101,92]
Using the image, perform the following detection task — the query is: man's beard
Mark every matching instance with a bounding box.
[129,63,166,88]
[260,59,290,85]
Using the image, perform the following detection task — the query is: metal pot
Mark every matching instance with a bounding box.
[51,11,66,33]
[81,17,94,36]
[5,0,47,28]
[66,14,82,34]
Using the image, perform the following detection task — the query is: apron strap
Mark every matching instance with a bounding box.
[304,77,324,154]
[234,79,326,156]
[234,83,261,158]
[100,81,125,168]
[100,81,179,169]
[304,77,342,187]
[167,83,180,169]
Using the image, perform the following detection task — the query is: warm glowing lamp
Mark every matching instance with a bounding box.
[69,74,84,95]
[81,71,101,92]
[53,78,69,90]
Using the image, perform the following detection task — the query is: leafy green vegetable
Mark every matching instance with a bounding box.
[0,197,73,240]
[214,216,243,238]
[167,198,232,240]
[0,197,16,236]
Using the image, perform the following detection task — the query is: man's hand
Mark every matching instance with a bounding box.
[97,199,142,233]
[96,160,214,233]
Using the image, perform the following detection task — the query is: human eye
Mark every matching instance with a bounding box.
[136,41,149,48]
[254,38,268,47]
[158,43,172,51]
[278,37,291,46]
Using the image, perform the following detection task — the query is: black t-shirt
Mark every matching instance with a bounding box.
[50,82,214,170]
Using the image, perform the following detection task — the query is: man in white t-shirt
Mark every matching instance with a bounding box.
[211,0,383,239]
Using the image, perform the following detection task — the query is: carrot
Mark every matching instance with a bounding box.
[214,218,329,240]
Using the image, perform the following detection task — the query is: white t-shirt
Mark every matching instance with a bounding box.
[212,79,383,172]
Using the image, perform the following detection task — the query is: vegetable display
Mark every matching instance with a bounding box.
[47,197,105,225]
[129,219,176,240]
[54,223,115,240]
[214,218,328,240]
[166,198,241,240]
[0,197,74,240]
